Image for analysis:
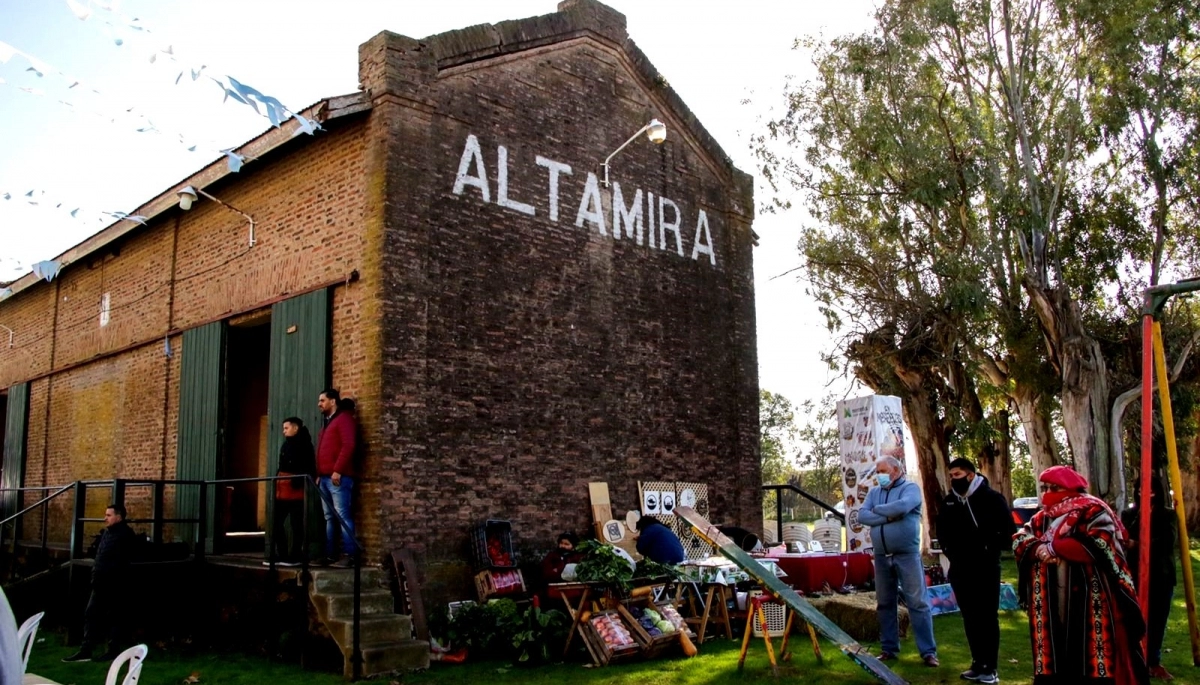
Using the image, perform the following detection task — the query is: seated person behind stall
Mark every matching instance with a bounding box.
[541,532,584,583]
[636,516,686,564]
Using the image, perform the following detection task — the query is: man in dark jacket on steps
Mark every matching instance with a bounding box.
[936,458,1015,684]
[63,503,137,663]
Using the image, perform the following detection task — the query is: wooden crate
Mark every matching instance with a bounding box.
[581,610,642,665]
[616,604,681,659]
[473,569,525,602]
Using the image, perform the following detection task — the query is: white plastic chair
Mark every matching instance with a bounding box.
[105,644,148,685]
[761,520,779,544]
[781,523,812,550]
[17,611,44,673]
[811,519,843,553]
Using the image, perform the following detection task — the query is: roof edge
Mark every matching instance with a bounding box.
[416,0,754,199]
[1,92,369,303]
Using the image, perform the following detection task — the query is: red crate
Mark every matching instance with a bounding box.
[470,519,516,569]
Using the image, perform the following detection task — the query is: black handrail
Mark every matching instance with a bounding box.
[762,483,845,546]
[1,475,367,679]
[0,483,75,527]
[0,482,75,563]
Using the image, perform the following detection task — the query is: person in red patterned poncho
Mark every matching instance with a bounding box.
[1013,465,1149,685]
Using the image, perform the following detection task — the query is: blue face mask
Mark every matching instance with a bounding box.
[876,473,892,488]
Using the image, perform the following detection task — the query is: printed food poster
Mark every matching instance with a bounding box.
[836,395,905,554]
[679,488,696,508]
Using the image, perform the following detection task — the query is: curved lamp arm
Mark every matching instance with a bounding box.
[602,119,666,187]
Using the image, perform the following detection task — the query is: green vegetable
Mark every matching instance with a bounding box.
[574,540,636,592]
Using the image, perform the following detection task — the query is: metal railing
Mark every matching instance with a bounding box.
[0,474,366,679]
[762,483,845,545]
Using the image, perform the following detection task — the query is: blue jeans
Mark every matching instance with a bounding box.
[318,475,357,557]
[875,552,937,657]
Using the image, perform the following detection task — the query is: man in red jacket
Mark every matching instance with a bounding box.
[316,388,359,567]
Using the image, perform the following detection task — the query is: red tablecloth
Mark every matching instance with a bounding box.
[772,553,874,593]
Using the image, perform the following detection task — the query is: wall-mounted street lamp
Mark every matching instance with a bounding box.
[178,185,258,247]
[601,118,667,188]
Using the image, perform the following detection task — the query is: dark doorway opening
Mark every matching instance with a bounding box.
[220,315,270,553]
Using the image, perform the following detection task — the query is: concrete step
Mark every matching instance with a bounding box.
[352,639,430,677]
[310,567,387,593]
[314,590,394,619]
[327,613,412,645]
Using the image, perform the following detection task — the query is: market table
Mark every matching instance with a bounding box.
[772,553,873,593]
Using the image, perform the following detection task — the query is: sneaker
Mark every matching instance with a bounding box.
[62,650,92,663]
[973,673,999,684]
[923,654,940,667]
[961,667,984,680]
[278,560,301,567]
[331,556,354,568]
[876,652,897,661]
[1149,665,1174,681]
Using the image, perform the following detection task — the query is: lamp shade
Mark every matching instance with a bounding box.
[646,119,666,144]
[178,186,198,211]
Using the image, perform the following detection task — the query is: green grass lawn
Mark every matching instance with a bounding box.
[26,554,1200,684]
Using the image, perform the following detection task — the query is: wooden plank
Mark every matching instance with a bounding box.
[673,506,907,685]
[392,548,429,642]
[588,483,613,539]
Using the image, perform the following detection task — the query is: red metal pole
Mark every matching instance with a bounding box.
[1138,314,1154,653]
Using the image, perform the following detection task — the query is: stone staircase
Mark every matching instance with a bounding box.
[308,567,430,677]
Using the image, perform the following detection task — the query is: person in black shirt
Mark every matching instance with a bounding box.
[269,417,316,566]
[1122,476,1177,681]
[936,458,1015,684]
[63,503,137,663]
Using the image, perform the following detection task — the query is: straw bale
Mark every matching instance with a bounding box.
[806,592,907,643]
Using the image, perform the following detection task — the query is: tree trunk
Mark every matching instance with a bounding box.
[898,385,951,539]
[1026,284,1110,494]
[980,408,1013,502]
[1059,328,1112,497]
[848,326,952,541]
[1012,384,1059,476]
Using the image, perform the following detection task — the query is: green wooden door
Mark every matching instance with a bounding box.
[2,382,30,522]
[176,321,226,551]
[266,289,330,558]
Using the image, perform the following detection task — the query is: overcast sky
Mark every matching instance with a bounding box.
[0,0,880,428]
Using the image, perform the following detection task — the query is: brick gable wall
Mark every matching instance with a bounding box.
[360,2,759,603]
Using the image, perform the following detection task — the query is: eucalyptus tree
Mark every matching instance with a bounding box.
[757,0,1199,505]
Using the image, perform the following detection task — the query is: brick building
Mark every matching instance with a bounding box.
[0,0,759,601]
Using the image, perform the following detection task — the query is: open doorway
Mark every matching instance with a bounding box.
[221,313,270,553]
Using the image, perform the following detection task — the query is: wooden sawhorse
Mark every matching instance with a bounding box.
[738,593,823,677]
[676,582,733,644]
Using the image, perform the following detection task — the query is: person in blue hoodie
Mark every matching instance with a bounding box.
[857,456,938,667]
[635,516,686,565]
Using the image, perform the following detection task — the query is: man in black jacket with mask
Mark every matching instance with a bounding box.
[936,458,1015,684]
[63,503,137,663]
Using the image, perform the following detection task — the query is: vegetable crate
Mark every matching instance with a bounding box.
[581,610,642,666]
[473,568,526,602]
[470,519,516,569]
[748,590,788,638]
[617,601,695,659]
